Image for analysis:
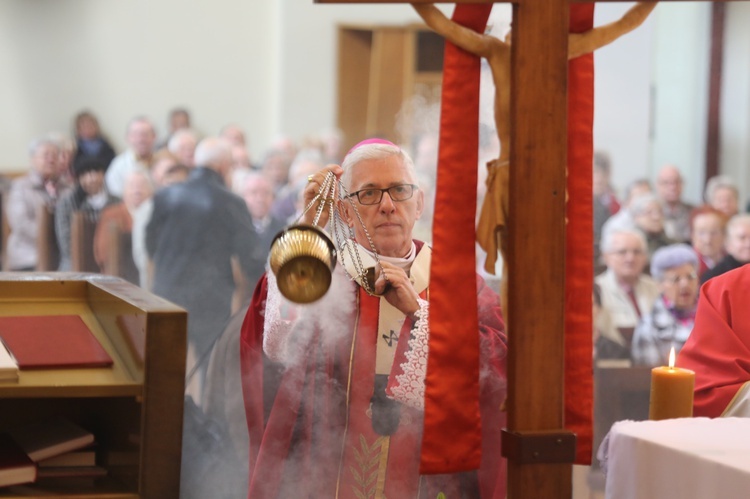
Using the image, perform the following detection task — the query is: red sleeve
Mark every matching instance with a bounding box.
[239,274,269,470]
[677,266,750,417]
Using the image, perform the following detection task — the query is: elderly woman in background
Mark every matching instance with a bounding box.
[631,244,700,366]
[630,193,676,261]
[704,174,739,218]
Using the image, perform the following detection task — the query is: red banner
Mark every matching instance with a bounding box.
[566,3,595,464]
[422,3,493,474]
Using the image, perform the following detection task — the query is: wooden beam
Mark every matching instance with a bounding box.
[506,0,571,496]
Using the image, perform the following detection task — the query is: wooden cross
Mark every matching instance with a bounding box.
[317,0,658,497]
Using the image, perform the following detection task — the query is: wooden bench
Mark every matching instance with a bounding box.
[70,210,99,273]
[36,204,60,271]
[100,219,139,285]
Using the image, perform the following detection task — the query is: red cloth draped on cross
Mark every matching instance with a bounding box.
[423,3,594,472]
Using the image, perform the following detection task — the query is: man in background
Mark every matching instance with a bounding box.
[5,137,70,270]
[167,128,198,169]
[106,116,157,197]
[655,164,693,242]
[595,228,660,359]
[146,137,260,376]
[241,173,286,289]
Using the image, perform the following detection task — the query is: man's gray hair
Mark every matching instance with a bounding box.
[46,132,76,152]
[27,136,59,157]
[623,178,651,204]
[628,192,661,217]
[600,227,647,255]
[650,243,698,280]
[289,148,325,181]
[126,115,156,135]
[340,142,417,191]
[167,128,199,152]
[194,137,232,169]
[704,175,738,204]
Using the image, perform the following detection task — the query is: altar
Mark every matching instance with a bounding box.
[603,418,750,499]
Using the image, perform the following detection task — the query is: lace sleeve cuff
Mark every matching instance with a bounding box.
[387,298,429,410]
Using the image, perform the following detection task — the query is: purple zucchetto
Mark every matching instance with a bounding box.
[650,243,699,281]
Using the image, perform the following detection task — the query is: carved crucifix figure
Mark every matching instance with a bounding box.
[413,2,656,307]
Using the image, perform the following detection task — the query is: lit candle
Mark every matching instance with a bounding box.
[649,347,695,420]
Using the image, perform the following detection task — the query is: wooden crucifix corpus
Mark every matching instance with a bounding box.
[317,0,658,498]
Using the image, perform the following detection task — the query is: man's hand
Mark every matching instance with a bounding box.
[301,164,344,227]
[374,261,420,320]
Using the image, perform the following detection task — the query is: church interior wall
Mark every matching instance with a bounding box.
[719,2,750,207]
[649,2,711,205]
[0,0,746,208]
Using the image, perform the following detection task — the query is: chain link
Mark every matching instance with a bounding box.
[296,171,385,295]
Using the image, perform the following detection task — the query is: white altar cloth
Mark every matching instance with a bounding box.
[603,418,750,499]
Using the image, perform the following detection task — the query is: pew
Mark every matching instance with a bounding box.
[101,220,140,285]
[70,210,99,273]
[36,204,60,271]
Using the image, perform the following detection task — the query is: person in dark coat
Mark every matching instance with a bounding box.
[146,137,261,365]
[73,111,116,167]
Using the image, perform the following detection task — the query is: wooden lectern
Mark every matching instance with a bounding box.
[0,273,187,499]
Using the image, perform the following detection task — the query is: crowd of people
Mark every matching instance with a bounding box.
[0,108,461,498]
[0,108,360,364]
[593,151,750,368]
[3,103,750,496]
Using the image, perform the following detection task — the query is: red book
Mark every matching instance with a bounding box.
[0,432,37,487]
[0,316,113,370]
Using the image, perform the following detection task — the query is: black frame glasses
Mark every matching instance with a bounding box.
[347,184,418,205]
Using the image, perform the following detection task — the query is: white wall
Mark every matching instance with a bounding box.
[593,3,656,198]
[593,3,712,206]
[720,3,750,207]
[0,0,737,209]
[649,3,712,205]
[0,0,428,172]
[278,0,423,146]
[0,0,277,170]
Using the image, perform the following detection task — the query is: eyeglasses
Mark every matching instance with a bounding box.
[610,248,646,257]
[663,272,698,285]
[348,184,418,205]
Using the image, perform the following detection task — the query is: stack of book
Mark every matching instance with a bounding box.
[0,418,105,487]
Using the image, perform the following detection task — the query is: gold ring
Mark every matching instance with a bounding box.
[307,175,314,183]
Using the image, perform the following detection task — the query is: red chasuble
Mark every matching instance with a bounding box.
[677,265,750,417]
[240,244,508,498]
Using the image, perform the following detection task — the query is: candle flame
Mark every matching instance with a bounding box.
[669,346,676,368]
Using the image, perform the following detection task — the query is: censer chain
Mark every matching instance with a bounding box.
[301,172,386,295]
